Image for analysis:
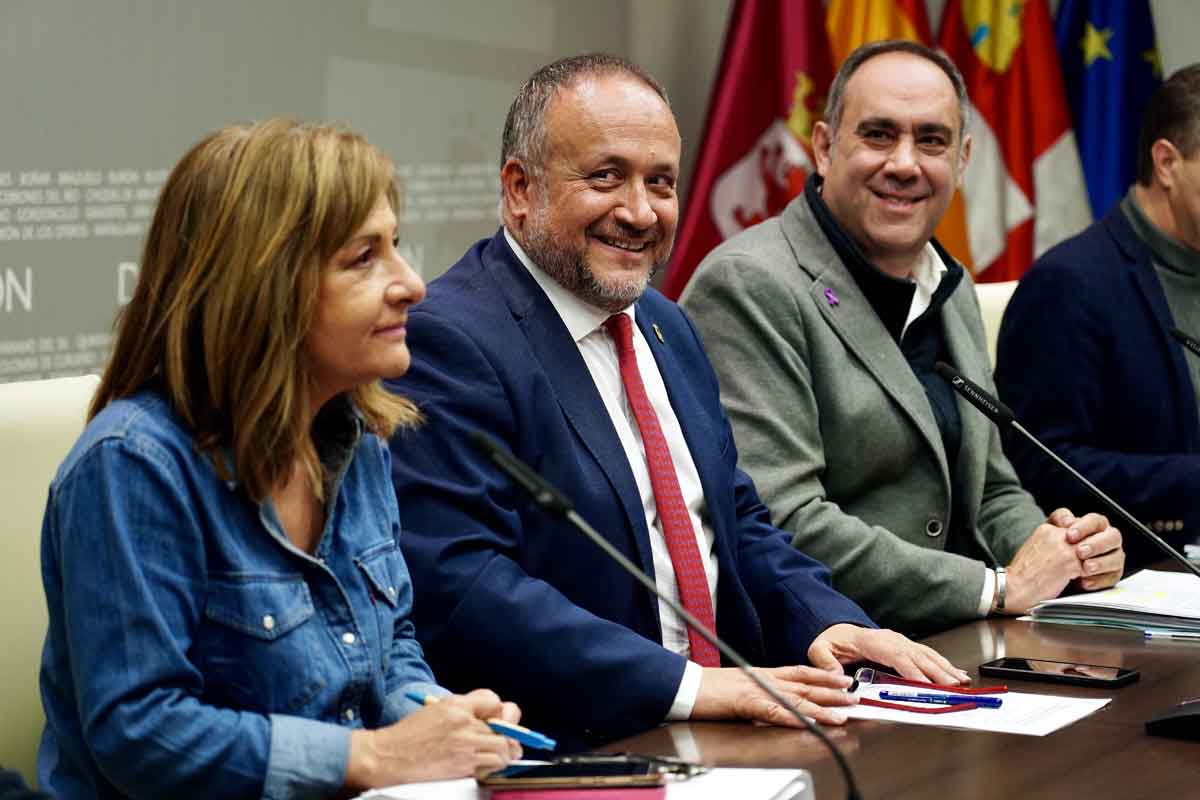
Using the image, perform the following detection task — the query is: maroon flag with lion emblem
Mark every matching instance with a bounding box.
[662,0,832,299]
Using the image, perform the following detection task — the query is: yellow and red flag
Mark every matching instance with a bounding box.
[938,0,1092,281]
[825,0,933,66]
[662,0,831,300]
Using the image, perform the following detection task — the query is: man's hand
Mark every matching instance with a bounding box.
[345,689,521,791]
[1048,508,1124,591]
[1005,509,1123,612]
[807,624,969,686]
[691,665,858,726]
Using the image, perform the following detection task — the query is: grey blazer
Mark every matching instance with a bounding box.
[680,194,1045,632]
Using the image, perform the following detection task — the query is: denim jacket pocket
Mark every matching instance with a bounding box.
[197,574,327,715]
[355,542,403,610]
[204,573,315,639]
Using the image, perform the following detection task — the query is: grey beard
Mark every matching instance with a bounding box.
[524,225,658,314]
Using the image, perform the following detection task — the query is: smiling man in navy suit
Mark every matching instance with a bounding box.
[387,54,966,744]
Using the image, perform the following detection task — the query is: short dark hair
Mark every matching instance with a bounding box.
[1136,63,1200,186]
[500,53,669,172]
[824,39,969,139]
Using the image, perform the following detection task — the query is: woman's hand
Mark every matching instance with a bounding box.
[345,689,522,790]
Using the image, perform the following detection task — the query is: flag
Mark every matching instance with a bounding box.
[826,0,933,67]
[939,0,1092,282]
[1056,0,1161,215]
[662,0,831,300]
[823,0,975,268]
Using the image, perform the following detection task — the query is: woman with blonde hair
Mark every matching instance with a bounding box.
[37,119,521,798]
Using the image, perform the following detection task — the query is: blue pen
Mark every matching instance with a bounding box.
[879,690,1003,708]
[404,691,557,750]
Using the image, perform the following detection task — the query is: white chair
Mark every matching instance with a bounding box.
[974,279,1019,368]
[0,374,100,784]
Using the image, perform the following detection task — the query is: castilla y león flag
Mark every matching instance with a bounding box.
[938,0,1092,282]
[662,0,831,300]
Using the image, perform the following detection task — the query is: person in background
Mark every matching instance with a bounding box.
[388,53,967,746]
[681,40,1124,635]
[37,119,520,799]
[997,64,1200,570]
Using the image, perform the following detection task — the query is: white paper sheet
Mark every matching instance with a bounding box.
[360,767,812,800]
[359,777,477,800]
[844,685,1110,736]
[671,768,810,799]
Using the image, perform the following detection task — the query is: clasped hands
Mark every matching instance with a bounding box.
[1000,508,1125,614]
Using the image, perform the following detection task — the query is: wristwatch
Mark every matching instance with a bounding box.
[994,566,1007,613]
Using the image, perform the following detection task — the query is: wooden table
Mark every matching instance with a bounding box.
[605,618,1200,799]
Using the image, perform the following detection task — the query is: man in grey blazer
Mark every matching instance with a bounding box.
[680,40,1125,634]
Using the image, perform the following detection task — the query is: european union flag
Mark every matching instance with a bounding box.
[1056,0,1161,216]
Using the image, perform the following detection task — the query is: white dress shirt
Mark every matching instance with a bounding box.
[504,228,714,719]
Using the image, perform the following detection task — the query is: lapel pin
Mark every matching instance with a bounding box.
[824,287,840,307]
[652,323,664,343]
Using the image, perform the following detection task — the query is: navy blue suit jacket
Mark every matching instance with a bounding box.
[995,207,1200,569]
[387,231,873,742]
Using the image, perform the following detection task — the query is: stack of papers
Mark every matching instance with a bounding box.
[1028,569,1200,637]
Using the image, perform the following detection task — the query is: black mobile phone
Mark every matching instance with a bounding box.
[979,656,1139,688]
[478,760,666,789]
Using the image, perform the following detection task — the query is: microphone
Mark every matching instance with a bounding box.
[934,362,1200,579]
[468,429,864,800]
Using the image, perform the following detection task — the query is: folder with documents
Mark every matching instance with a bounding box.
[1029,570,1200,635]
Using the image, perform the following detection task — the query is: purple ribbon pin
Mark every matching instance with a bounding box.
[824,287,839,307]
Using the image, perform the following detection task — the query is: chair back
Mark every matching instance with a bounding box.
[0,374,100,783]
[974,279,1019,368]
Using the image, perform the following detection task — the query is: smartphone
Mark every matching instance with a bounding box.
[477,760,666,789]
[979,656,1139,688]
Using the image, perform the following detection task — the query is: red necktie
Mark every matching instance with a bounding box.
[603,313,720,667]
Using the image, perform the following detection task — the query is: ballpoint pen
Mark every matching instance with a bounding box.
[404,691,558,750]
[1145,630,1200,641]
[878,691,1003,708]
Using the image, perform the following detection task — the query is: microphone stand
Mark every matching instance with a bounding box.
[469,430,864,800]
[934,363,1200,579]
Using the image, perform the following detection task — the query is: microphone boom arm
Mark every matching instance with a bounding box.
[468,429,864,800]
[934,363,1200,579]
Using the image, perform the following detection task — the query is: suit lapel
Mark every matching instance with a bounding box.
[481,233,657,576]
[781,200,951,489]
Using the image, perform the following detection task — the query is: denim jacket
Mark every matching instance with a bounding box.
[38,390,444,799]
